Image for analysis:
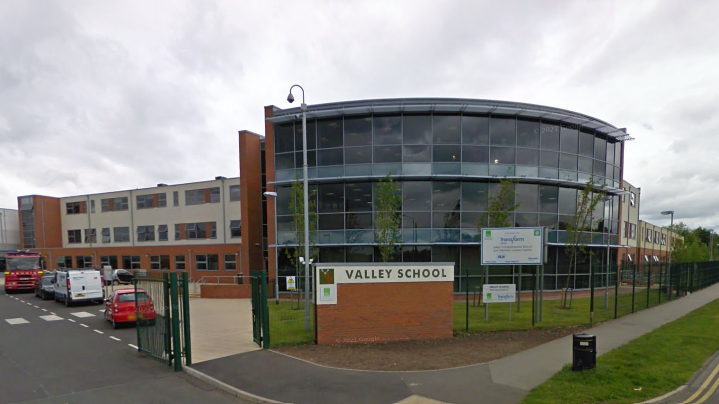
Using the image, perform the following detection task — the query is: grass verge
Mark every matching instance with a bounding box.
[521,297,719,404]
[268,300,315,346]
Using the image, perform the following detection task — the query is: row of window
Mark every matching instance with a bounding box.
[56,254,239,271]
[275,115,621,166]
[67,221,241,244]
[66,186,240,215]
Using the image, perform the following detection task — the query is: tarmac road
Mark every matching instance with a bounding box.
[0,288,248,404]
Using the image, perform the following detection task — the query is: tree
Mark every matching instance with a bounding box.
[669,222,709,263]
[561,179,605,308]
[284,177,318,284]
[374,173,402,262]
[479,179,520,229]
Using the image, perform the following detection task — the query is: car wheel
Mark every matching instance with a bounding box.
[112,318,118,329]
[112,280,119,286]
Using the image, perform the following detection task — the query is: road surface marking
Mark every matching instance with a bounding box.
[68,319,76,322]
[50,312,56,315]
[71,311,96,318]
[33,305,39,308]
[94,330,104,334]
[679,359,719,404]
[99,309,105,312]
[42,309,47,312]
[128,344,138,349]
[80,324,89,328]
[40,315,64,321]
[5,318,29,325]
[110,336,121,341]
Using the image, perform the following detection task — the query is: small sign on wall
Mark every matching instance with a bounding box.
[483,284,517,303]
[286,276,296,291]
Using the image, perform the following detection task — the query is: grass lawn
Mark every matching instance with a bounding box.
[453,288,665,333]
[521,297,719,404]
[268,300,315,346]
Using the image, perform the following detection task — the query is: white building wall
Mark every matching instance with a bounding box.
[619,180,640,249]
[59,178,241,248]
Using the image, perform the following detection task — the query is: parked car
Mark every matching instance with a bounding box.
[54,269,104,306]
[112,269,134,285]
[104,288,156,329]
[34,275,56,300]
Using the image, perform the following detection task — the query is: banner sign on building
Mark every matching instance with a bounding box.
[482,284,516,303]
[481,227,544,265]
[314,263,455,306]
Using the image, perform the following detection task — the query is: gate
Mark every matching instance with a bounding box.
[250,270,269,349]
[134,271,192,371]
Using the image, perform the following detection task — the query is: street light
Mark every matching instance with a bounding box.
[287,84,311,331]
[661,210,674,298]
[263,191,279,305]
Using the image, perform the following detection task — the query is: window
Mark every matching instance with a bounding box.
[136,194,154,209]
[631,224,637,239]
[90,200,95,213]
[344,116,372,146]
[630,192,636,206]
[229,185,240,202]
[646,228,652,242]
[158,225,168,241]
[66,202,82,215]
[76,256,94,268]
[661,233,667,245]
[210,222,217,239]
[150,255,170,270]
[174,255,186,270]
[185,189,205,205]
[84,228,97,243]
[196,254,219,271]
[175,224,180,240]
[158,193,167,207]
[102,228,111,243]
[210,187,220,203]
[122,255,141,269]
[186,223,207,239]
[173,191,179,206]
[224,254,237,271]
[137,225,155,242]
[68,230,82,244]
[100,255,118,269]
[230,220,241,238]
[101,197,129,212]
[101,199,109,212]
[114,227,130,242]
[655,231,660,244]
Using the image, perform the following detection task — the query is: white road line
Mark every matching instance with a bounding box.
[40,315,64,321]
[99,309,105,312]
[94,330,104,334]
[128,344,138,349]
[110,336,121,341]
[42,309,47,312]
[33,305,39,308]
[68,319,76,322]
[5,318,29,325]
[71,312,96,318]
[80,324,89,328]
[50,312,56,315]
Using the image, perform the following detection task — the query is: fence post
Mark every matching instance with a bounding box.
[261,271,270,349]
[658,265,663,304]
[614,263,619,319]
[134,273,141,353]
[465,269,469,333]
[163,272,171,360]
[631,264,636,313]
[181,271,191,366]
[170,272,182,372]
[646,264,651,309]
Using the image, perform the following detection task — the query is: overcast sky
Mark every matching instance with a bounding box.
[1,1,717,230]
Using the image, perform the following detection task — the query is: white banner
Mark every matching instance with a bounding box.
[483,284,516,303]
[481,227,544,265]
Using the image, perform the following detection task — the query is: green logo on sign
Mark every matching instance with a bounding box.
[486,230,491,237]
[534,230,541,236]
[323,287,331,297]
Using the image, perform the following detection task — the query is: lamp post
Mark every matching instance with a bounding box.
[287,84,311,331]
[661,210,674,298]
[263,191,279,305]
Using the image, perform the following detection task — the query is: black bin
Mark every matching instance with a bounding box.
[572,333,596,371]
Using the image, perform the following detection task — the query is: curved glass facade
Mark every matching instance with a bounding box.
[269,100,624,291]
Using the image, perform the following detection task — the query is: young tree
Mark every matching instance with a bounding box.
[374,173,402,262]
[478,179,520,229]
[561,178,605,308]
[284,177,318,282]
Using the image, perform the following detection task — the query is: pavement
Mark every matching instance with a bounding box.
[182,282,719,404]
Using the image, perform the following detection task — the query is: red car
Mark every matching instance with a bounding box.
[104,288,157,329]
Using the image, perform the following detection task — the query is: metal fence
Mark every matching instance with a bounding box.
[458,261,719,333]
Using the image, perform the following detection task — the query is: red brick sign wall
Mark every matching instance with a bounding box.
[314,263,454,345]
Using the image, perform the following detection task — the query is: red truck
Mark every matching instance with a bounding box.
[4,250,44,293]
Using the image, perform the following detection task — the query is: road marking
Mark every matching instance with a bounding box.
[71,311,96,318]
[33,305,39,308]
[50,312,56,315]
[40,315,64,321]
[42,309,47,312]
[128,344,138,349]
[110,336,121,341]
[80,324,89,328]
[68,319,76,322]
[99,309,105,312]
[679,359,719,404]
[94,330,104,334]
[5,318,29,325]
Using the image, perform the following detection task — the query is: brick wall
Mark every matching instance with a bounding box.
[201,284,252,299]
[316,281,453,345]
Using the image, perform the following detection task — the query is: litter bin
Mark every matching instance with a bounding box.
[572,333,596,371]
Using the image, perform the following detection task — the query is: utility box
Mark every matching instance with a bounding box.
[572,333,596,371]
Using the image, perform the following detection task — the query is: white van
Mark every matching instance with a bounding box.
[54,269,104,306]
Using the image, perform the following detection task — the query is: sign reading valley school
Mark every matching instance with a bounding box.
[481,227,544,265]
[314,263,455,305]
